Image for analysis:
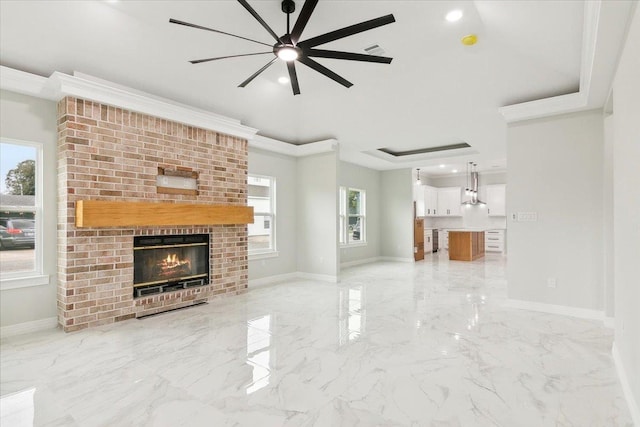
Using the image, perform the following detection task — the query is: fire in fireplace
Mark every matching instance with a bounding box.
[133,234,209,298]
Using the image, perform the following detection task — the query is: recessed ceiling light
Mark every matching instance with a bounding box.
[278,76,290,85]
[452,169,458,173]
[445,10,463,22]
[439,164,445,168]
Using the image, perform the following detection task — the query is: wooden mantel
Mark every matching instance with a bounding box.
[75,200,254,228]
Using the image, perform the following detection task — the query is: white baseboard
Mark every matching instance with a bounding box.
[0,317,58,338]
[503,299,605,322]
[249,272,299,288]
[297,272,339,283]
[340,257,381,268]
[248,273,296,288]
[379,256,414,263]
[249,271,339,288]
[612,343,640,426]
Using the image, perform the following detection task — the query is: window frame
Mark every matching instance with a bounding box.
[339,186,366,247]
[247,174,277,258]
[0,138,48,290]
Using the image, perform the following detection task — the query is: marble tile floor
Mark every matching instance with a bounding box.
[0,252,633,426]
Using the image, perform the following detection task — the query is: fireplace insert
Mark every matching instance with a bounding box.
[133,234,209,298]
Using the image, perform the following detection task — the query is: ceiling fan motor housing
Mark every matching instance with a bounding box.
[281,0,295,14]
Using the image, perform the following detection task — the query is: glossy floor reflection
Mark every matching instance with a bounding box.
[1,253,633,426]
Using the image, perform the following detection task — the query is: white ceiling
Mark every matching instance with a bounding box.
[0,1,634,174]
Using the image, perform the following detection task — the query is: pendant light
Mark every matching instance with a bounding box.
[462,162,485,205]
[465,162,471,196]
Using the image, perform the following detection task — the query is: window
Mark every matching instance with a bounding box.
[1,139,44,288]
[248,175,276,255]
[340,187,366,245]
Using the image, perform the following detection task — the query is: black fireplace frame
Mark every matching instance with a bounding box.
[133,234,210,298]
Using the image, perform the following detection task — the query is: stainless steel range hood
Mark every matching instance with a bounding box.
[462,166,485,205]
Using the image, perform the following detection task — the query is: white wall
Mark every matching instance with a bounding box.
[296,152,339,279]
[506,110,604,310]
[248,148,297,281]
[380,169,413,261]
[339,161,381,266]
[611,3,640,418]
[603,114,614,318]
[0,90,58,327]
[428,171,507,188]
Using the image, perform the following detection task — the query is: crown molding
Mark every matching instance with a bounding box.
[499,0,600,123]
[249,135,337,157]
[499,92,587,123]
[362,146,478,164]
[0,66,57,100]
[0,66,258,140]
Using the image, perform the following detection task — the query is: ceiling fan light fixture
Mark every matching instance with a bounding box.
[276,46,299,61]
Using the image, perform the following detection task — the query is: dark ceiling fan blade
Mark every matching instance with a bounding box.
[237,0,283,44]
[287,61,301,95]
[238,58,278,87]
[297,56,353,88]
[169,18,272,47]
[190,52,273,64]
[290,0,318,44]
[305,48,392,64]
[298,14,395,48]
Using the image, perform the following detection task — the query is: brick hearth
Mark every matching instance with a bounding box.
[57,97,248,332]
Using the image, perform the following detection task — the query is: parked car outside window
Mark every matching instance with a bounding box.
[0,219,35,249]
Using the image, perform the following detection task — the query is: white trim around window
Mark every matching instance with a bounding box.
[248,174,277,257]
[339,186,366,247]
[0,138,47,290]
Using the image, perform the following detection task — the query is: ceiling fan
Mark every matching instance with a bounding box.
[170,0,395,95]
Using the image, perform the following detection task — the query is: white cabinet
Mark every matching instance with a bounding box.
[413,184,425,217]
[424,186,438,216]
[413,184,441,217]
[485,184,506,216]
[424,229,433,253]
[436,187,462,216]
[485,229,505,253]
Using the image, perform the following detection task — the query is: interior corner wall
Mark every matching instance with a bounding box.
[611,2,640,417]
[380,168,413,261]
[506,110,604,310]
[338,161,382,265]
[603,114,614,318]
[296,152,338,279]
[0,90,58,327]
[248,148,297,281]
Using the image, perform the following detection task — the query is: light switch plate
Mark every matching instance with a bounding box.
[517,212,538,222]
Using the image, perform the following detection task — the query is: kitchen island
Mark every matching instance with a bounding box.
[448,230,485,261]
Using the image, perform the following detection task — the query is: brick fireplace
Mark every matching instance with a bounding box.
[57,97,249,332]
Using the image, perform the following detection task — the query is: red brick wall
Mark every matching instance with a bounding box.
[57,97,248,332]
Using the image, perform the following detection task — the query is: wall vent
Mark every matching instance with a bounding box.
[364,44,386,56]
